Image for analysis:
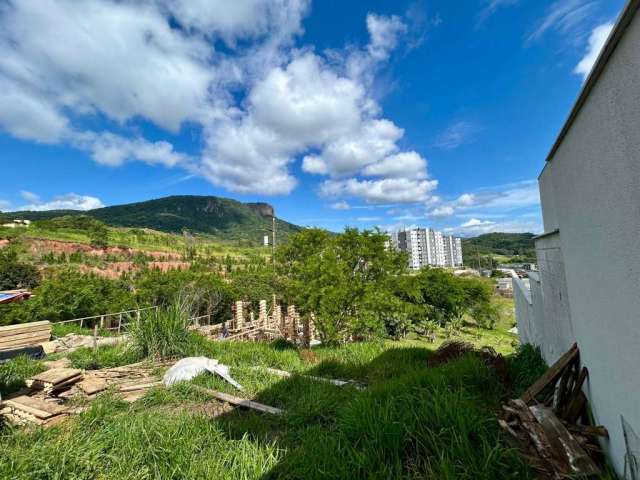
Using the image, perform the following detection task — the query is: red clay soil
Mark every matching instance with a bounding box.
[79,261,191,279]
[25,238,183,261]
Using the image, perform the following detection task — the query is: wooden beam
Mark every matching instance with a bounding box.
[191,385,283,415]
[530,405,600,477]
[520,343,578,404]
[251,366,363,389]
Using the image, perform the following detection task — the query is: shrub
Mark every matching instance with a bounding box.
[0,248,40,290]
[129,302,195,360]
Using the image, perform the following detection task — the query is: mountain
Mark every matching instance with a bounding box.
[462,232,536,265]
[8,195,302,243]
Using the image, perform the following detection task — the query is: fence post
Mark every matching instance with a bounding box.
[118,313,122,334]
[259,300,267,328]
[93,324,98,351]
[100,315,105,329]
[235,301,244,329]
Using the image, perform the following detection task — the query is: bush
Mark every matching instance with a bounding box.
[0,248,40,290]
[129,303,196,360]
[134,269,233,321]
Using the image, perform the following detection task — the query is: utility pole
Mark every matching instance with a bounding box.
[272,212,276,271]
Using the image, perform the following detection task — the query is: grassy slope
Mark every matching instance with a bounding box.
[0,307,552,480]
[462,233,536,266]
[1,223,268,260]
[0,339,537,480]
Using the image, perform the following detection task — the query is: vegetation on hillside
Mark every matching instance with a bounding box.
[10,195,302,244]
[0,247,40,291]
[462,232,536,268]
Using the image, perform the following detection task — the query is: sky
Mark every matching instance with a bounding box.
[0,0,626,236]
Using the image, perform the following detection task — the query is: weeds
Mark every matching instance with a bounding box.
[129,302,195,360]
[68,344,141,370]
[0,355,45,396]
[0,340,540,479]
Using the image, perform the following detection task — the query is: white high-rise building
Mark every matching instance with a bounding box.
[389,228,463,269]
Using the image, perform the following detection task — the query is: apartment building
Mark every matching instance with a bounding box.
[390,228,463,269]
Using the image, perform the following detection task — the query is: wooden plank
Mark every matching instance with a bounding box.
[118,382,161,392]
[565,424,609,439]
[563,391,587,424]
[0,321,50,335]
[0,334,52,348]
[252,366,361,388]
[520,343,578,404]
[0,329,51,343]
[77,377,108,395]
[510,399,568,474]
[191,385,283,415]
[29,368,82,386]
[3,396,66,419]
[530,405,600,477]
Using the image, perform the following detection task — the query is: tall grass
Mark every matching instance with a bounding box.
[0,355,45,396]
[0,338,564,479]
[129,302,196,360]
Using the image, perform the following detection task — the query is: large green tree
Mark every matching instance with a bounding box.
[407,268,497,328]
[277,228,408,343]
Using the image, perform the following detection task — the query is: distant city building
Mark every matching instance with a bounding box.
[389,228,463,269]
[1,219,31,229]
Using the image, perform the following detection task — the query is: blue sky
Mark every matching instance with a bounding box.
[0,0,625,236]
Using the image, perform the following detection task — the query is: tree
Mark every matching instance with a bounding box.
[408,268,497,328]
[134,268,233,322]
[277,228,408,343]
[0,248,40,290]
[89,223,109,249]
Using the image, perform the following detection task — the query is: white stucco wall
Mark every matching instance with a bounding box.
[520,9,640,476]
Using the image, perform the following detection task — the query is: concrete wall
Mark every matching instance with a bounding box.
[517,9,640,475]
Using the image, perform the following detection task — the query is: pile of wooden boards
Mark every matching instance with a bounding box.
[0,321,51,350]
[0,395,67,426]
[500,343,609,479]
[26,368,82,395]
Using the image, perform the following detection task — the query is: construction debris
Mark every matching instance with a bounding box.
[41,333,126,355]
[500,343,607,479]
[191,385,283,415]
[163,357,243,390]
[0,321,51,350]
[1,395,67,425]
[26,368,82,395]
[252,366,365,389]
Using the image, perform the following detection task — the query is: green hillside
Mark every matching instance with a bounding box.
[462,232,536,267]
[8,195,302,244]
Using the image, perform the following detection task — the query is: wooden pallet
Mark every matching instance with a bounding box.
[0,321,51,350]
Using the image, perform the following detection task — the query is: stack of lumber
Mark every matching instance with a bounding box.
[26,368,82,395]
[0,395,67,425]
[500,343,608,479]
[0,321,51,350]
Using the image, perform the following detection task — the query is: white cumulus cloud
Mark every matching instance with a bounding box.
[320,178,438,204]
[574,22,614,80]
[0,1,437,205]
[20,193,105,211]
